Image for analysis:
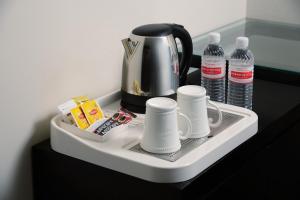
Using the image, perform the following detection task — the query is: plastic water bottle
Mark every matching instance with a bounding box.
[227,37,254,109]
[201,32,226,103]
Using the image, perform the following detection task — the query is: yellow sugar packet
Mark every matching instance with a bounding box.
[80,100,104,125]
[72,96,89,105]
[70,106,90,129]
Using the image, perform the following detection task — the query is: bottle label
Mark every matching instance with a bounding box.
[229,65,254,83]
[201,63,226,79]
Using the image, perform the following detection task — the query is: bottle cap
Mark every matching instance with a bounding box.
[236,37,249,49]
[208,32,221,44]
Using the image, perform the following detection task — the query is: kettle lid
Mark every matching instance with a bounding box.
[132,24,173,37]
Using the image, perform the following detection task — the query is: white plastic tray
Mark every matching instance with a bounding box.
[51,90,258,183]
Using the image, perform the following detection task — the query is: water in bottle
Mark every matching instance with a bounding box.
[201,32,226,103]
[227,37,254,109]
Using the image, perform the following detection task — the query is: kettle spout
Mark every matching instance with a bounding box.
[122,38,140,59]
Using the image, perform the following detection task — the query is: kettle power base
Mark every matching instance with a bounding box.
[51,90,258,183]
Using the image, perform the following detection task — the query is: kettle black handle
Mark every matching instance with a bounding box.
[171,24,193,86]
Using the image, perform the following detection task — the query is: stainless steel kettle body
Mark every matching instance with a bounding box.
[122,34,179,97]
[121,24,193,113]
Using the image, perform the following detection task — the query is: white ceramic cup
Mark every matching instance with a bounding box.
[140,97,192,154]
[177,85,223,138]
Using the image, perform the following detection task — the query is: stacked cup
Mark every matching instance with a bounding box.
[141,85,223,154]
[177,85,222,138]
[140,97,192,154]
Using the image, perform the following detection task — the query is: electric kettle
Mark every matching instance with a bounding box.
[121,23,193,113]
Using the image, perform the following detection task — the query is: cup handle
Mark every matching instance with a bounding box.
[206,96,223,128]
[177,111,192,140]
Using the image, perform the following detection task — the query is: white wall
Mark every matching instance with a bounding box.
[247,0,300,25]
[0,0,247,199]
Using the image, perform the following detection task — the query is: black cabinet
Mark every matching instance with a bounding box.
[204,121,300,200]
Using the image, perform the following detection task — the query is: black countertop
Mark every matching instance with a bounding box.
[32,66,300,200]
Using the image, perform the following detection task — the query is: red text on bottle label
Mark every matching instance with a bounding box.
[201,64,225,79]
[229,65,254,83]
